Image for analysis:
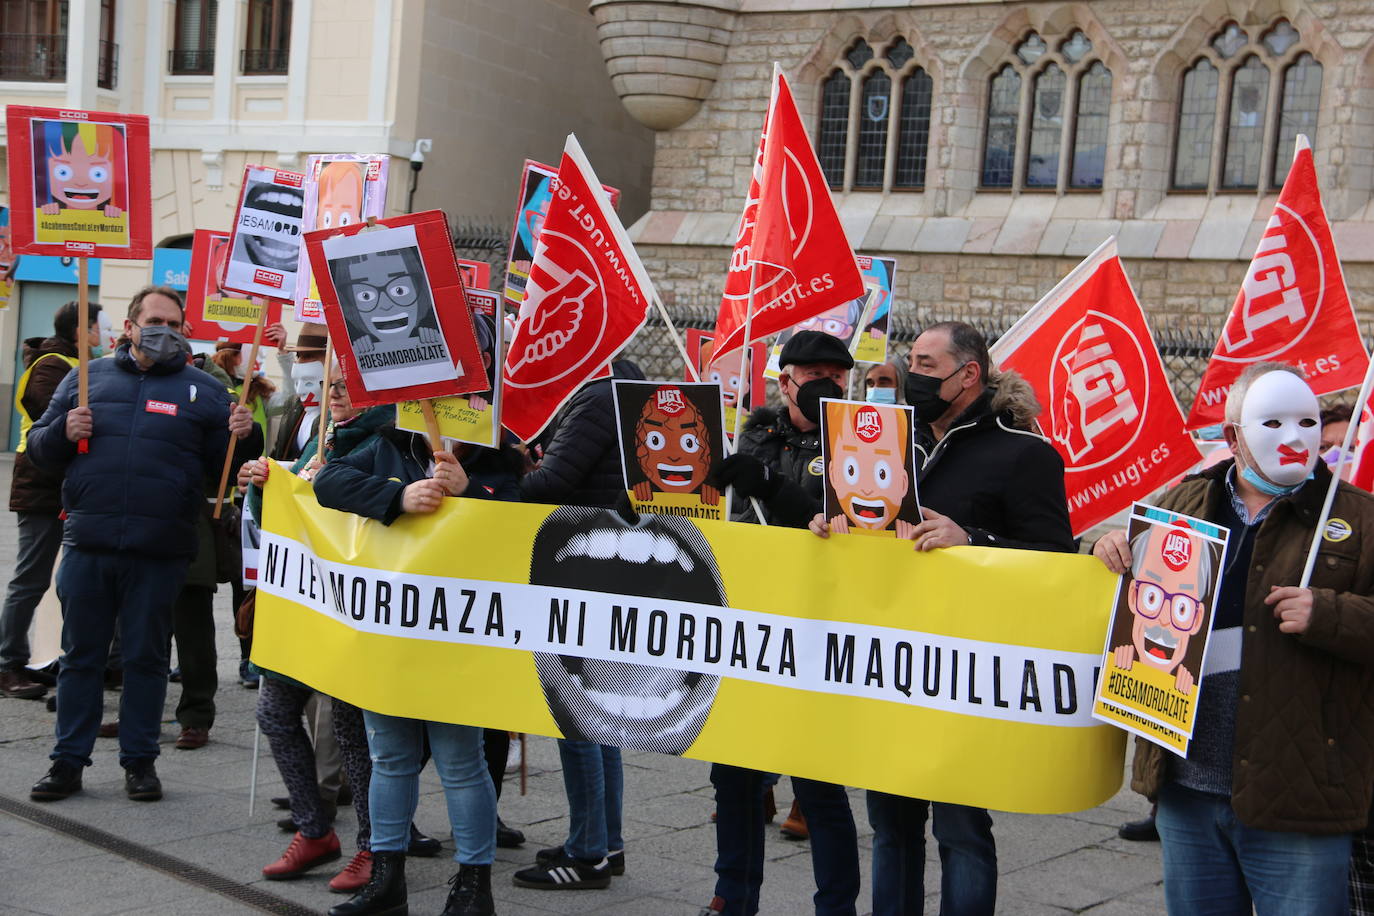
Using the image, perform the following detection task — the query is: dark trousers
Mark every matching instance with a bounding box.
[52,548,186,768]
[0,510,63,670]
[867,791,997,916]
[484,728,509,800]
[171,584,217,729]
[711,765,860,916]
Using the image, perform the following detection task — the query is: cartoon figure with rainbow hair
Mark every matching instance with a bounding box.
[36,120,125,218]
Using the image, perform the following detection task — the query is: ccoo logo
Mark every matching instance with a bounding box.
[503,229,607,389]
[1217,203,1324,362]
[1048,311,1148,470]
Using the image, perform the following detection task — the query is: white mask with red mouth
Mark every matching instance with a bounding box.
[1233,370,1320,494]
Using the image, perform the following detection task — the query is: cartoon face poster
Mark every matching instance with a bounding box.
[503,159,620,309]
[851,255,898,365]
[396,287,503,448]
[307,210,488,408]
[295,154,389,322]
[765,288,873,380]
[612,381,729,522]
[4,106,153,259]
[1091,503,1229,755]
[820,398,921,538]
[224,164,306,300]
[185,229,283,345]
[456,259,491,291]
[686,328,765,441]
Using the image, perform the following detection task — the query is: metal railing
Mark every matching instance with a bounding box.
[168,48,215,75]
[0,33,67,82]
[240,47,288,75]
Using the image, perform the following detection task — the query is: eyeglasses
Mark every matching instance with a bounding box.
[328,379,348,395]
[347,278,417,312]
[1130,579,1202,631]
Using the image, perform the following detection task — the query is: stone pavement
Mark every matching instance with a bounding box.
[0,455,1165,915]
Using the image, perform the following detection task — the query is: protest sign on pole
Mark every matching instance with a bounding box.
[223,165,307,301]
[852,256,897,365]
[820,398,921,538]
[186,229,283,344]
[305,211,488,411]
[991,238,1202,536]
[1187,135,1369,429]
[1092,503,1229,755]
[710,68,864,365]
[613,381,730,522]
[295,155,390,322]
[501,135,656,442]
[0,207,14,310]
[396,288,504,448]
[686,329,765,441]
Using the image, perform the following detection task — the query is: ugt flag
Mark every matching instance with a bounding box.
[710,66,864,362]
[1187,135,1368,429]
[501,134,656,442]
[991,238,1201,536]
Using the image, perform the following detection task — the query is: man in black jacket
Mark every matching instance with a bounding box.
[26,286,254,803]
[0,300,102,699]
[812,321,1073,916]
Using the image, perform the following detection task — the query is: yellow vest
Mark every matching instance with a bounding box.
[14,352,78,453]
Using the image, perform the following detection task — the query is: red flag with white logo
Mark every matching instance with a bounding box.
[1348,400,1374,491]
[991,238,1202,536]
[710,67,865,363]
[1187,136,1369,429]
[501,134,656,442]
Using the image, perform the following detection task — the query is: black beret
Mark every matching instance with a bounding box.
[778,330,855,370]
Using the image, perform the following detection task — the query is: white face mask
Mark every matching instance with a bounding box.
[1235,370,1320,487]
[290,360,325,409]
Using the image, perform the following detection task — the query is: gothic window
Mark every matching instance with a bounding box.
[980,29,1113,191]
[1171,19,1322,191]
[815,37,934,192]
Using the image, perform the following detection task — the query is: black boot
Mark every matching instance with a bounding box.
[328,850,407,916]
[441,864,494,916]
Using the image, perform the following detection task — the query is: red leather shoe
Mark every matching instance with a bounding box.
[329,849,372,893]
[262,830,341,879]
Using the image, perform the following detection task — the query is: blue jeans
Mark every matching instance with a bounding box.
[711,765,860,916]
[363,710,495,865]
[557,739,623,860]
[51,548,185,768]
[1156,782,1351,915]
[0,510,63,670]
[866,791,997,916]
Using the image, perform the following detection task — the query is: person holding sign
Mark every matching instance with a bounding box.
[25,286,255,804]
[1093,362,1374,915]
[811,321,1074,916]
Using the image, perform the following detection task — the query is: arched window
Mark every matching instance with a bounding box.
[1171,19,1322,192]
[815,37,934,192]
[980,30,1113,191]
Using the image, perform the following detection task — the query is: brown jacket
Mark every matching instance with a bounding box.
[9,336,78,514]
[1130,459,1374,833]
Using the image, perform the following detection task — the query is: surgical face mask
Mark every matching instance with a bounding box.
[904,363,968,424]
[291,360,325,408]
[90,345,105,359]
[134,324,190,367]
[1234,370,1320,490]
[865,386,897,405]
[791,376,844,425]
[1323,445,1354,467]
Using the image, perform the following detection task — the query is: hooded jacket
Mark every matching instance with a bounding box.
[1129,459,1374,833]
[914,371,1074,552]
[732,403,825,528]
[26,343,239,560]
[10,335,79,513]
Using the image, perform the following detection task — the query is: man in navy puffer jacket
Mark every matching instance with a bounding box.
[25,286,255,803]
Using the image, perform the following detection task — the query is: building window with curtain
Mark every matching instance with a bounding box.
[241,0,290,74]
[1171,19,1322,192]
[169,0,216,74]
[815,36,934,193]
[980,29,1112,191]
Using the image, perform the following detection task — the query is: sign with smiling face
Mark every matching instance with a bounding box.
[613,380,729,522]
[224,164,306,300]
[820,398,922,539]
[4,106,153,259]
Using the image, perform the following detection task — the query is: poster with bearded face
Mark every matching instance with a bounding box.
[613,381,729,522]
[295,154,389,322]
[820,399,922,538]
[224,165,306,300]
[1092,503,1228,755]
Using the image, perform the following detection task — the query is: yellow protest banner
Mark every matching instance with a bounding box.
[255,470,1126,814]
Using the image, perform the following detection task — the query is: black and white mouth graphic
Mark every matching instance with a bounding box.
[530,506,725,756]
[246,184,303,219]
[244,233,299,271]
[371,312,411,334]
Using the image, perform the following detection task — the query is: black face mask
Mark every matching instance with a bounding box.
[792,376,844,425]
[905,364,967,423]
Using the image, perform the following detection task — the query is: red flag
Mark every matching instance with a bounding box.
[710,68,864,362]
[1187,136,1369,429]
[501,134,655,442]
[991,239,1202,536]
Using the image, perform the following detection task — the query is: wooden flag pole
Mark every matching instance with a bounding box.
[213,301,269,519]
[316,339,334,464]
[76,257,91,454]
[419,399,444,453]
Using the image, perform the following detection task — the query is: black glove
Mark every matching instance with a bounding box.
[712,453,783,501]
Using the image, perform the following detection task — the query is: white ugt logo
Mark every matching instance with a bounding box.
[1057,322,1139,461]
[1224,216,1306,351]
